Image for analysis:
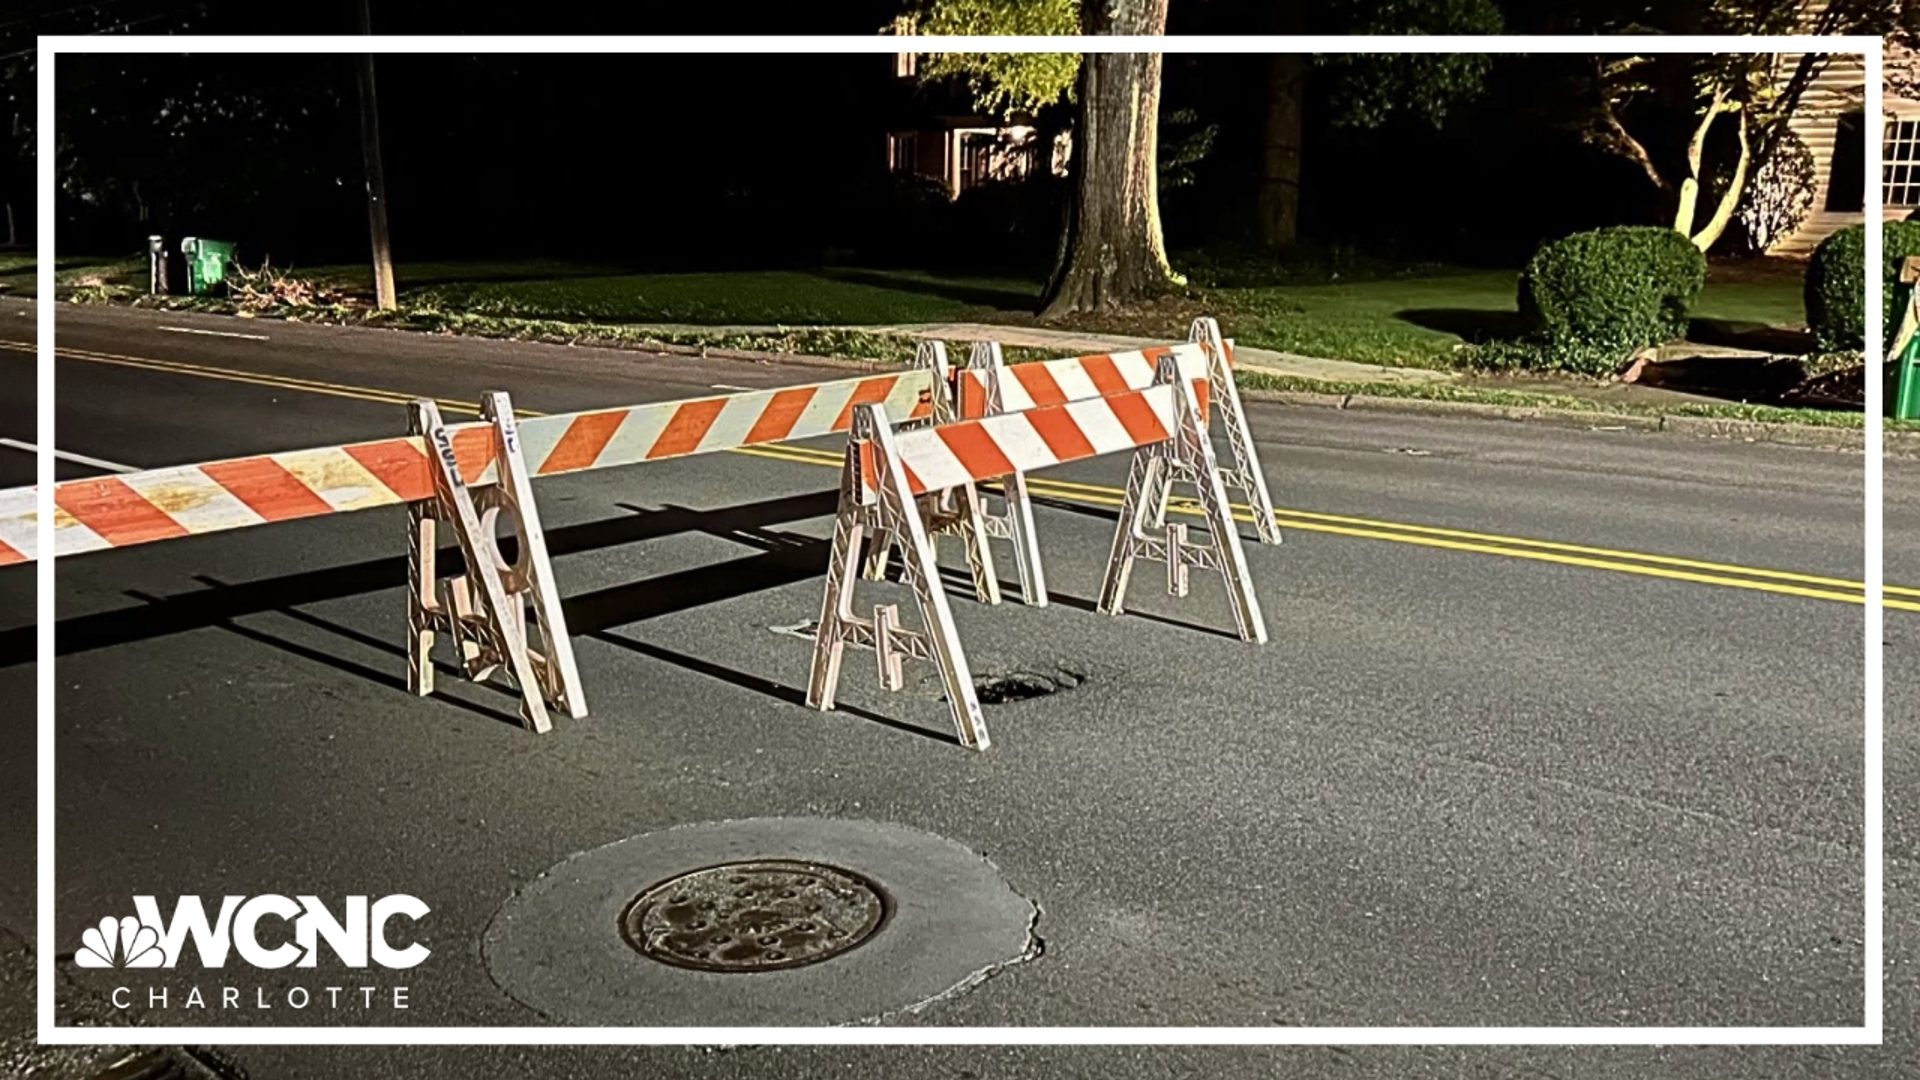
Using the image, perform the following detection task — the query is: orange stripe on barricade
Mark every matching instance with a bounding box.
[650,398,730,459]
[1014,364,1071,408]
[935,422,1018,485]
[1106,391,1173,447]
[342,440,433,502]
[0,538,23,565]
[541,411,629,475]
[745,387,820,445]
[958,377,990,420]
[1024,405,1098,462]
[833,376,902,432]
[55,477,189,547]
[451,426,497,483]
[201,458,335,521]
[1080,355,1132,398]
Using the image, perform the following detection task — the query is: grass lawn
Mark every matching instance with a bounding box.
[1208,266,1811,369]
[14,251,1816,371]
[298,262,1045,326]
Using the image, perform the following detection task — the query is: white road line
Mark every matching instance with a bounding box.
[0,437,138,473]
[709,383,754,391]
[158,325,270,341]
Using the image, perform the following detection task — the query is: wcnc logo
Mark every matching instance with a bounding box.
[75,895,430,970]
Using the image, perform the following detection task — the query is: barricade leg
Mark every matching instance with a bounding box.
[964,341,1049,607]
[405,393,588,732]
[1191,317,1282,545]
[1097,358,1269,644]
[807,404,991,750]
[861,341,1001,605]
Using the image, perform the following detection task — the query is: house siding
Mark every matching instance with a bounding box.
[1768,33,1920,257]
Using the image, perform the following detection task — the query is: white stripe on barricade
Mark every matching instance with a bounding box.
[0,369,938,565]
[808,353,1267,750]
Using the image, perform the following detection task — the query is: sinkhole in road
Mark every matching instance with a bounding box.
[973,664,1089,705]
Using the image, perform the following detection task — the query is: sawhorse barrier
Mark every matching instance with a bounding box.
[6,319,1280,746]
[807,351,1267,751]
[866,317,1282,610]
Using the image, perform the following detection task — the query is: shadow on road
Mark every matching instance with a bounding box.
[21,488,991,744]
[589,631,962,747]
[133,583,530,730]
[10,490,841,665]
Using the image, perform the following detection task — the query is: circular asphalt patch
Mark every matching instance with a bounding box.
[482,817,1038,1026]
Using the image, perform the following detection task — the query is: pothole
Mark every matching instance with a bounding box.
[973,664,1088,705]
[620,859,888,973]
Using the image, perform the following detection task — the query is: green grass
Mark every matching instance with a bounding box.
[26,252,1814,378]
[1207,267,1809,370]
[300,262,1044,326]
[0,253,147,296]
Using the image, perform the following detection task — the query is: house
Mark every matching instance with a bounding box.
[1766,31,1920,257]
[885,118,1067,200]
[885,27,1068,199]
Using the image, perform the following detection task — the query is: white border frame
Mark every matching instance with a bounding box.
[35,33,1885,1046]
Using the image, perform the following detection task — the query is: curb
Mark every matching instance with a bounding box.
[60,296,1908,454]
[1243,387,1908,454]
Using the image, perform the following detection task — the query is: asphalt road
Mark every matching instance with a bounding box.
[0,298,1911,1079]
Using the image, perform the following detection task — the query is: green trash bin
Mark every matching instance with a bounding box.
[179,236,236,296]
[1898,324,1920,422]
[1896,257,1920,421]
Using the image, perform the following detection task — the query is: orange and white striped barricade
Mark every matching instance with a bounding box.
[953,341,1049,607]
[1189,317,1282,546]
[807,353,1266,751]
[6,370,941,729]
[407,392,584,733]
[860,341,1002,606]
[943,337,1220,610]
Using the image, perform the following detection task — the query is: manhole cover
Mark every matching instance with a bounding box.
[619,860,888,973]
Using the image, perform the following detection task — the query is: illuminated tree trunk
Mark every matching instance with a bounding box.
[1258,53,1306,248]
[356,0,397,310]
[1039,0,1178,318]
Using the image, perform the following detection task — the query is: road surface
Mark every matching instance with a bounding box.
[0,298,1911,1078]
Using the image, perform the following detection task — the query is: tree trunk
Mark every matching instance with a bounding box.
[1671,91,1725,240]
[1257,53,1306,248]
[1038,0,1177,319]
[356,0,397,311]
[1690,108,1751,252]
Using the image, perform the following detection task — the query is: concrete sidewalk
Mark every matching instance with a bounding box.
[636,320,1735,409]
[876,321,1456,385]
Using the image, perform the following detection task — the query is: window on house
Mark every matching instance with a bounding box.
[1889,117,1920,209]
[1829,111,1866,212]
[889,132,918,175]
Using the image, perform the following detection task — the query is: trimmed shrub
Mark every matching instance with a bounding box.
[1517,226,1707,373]
[1804,220,1920,351]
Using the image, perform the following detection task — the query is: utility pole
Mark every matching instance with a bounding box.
[355,0,396,309]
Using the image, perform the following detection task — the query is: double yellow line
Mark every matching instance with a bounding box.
[7,338,1910,612]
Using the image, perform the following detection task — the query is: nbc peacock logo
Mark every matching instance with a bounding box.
[75,915,165,969]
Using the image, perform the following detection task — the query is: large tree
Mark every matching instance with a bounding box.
[1259,0,1503,248]
[908,0,1180,317]
[1040,0,1178,317]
